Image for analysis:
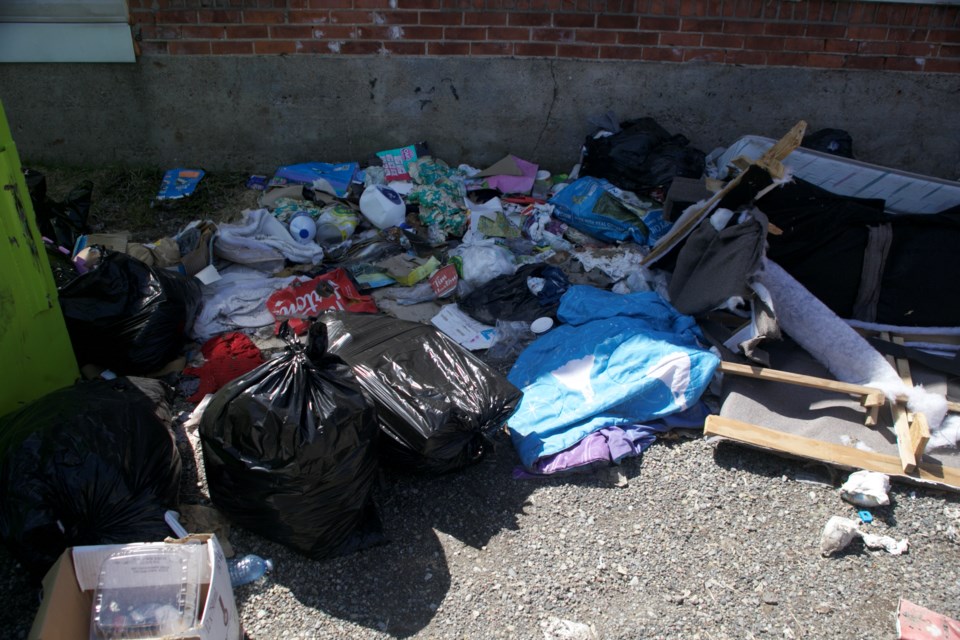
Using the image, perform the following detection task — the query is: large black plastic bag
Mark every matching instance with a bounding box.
[199,323,382,559]
[581,117,705,194]
[802,128,854,158]
[320,312,523,474]
[58,251,202,374]
[0,377,181,581]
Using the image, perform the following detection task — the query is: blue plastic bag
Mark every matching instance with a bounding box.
[549,176,659,244]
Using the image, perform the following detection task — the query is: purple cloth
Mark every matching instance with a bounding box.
[512,402,711,479]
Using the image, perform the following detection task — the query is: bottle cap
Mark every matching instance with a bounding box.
[531,317,554,334]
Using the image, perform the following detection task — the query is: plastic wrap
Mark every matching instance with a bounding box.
[458,264,569,326]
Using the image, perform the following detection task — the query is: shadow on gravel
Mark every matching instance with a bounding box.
[235,432,538,637]
[266,524,452,638]
[406,435,537,549]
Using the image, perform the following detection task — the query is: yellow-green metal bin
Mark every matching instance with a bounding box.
[0,100,78,418]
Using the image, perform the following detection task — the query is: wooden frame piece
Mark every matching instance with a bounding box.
[704,415,960,490]
[875,332,931,471]
[718,360,926,471]
[718,361,886,424]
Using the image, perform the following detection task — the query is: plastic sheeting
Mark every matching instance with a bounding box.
[507,286,719,469]
[459,263,569,326]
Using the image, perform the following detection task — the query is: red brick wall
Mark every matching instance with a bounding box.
[129,0,960,73]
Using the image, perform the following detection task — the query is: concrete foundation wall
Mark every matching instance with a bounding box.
[1,57,958,180]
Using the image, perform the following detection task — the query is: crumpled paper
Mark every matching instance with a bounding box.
[820,515,908,557]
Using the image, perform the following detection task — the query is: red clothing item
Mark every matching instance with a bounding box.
[182,332,264,403]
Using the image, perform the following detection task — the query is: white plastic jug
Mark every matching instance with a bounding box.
[288,211,317,243]
[359,185,406,229]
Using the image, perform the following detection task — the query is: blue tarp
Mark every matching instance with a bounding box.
[506,286,720,469]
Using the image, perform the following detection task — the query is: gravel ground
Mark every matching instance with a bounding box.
[3,421,959,640]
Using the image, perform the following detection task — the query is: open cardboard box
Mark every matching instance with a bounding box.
[29,534,241,640]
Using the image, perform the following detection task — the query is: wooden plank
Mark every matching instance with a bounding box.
[876,333,925,468]
[862,400,880,428]
[719,361,886,404]
[892,336,913,383]
[757,120,808,173]
[910,412,932,462]
[891,402,918,473]
[704,415,960,490]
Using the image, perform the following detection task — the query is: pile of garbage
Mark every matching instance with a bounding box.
[6,114,960,600]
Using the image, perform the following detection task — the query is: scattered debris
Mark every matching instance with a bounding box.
[819,516,909,557]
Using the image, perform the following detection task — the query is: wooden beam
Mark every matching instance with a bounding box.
[910,412,932,463]
[890,402,918,473]
[718,361,886,407]
[757,120,808,176]
[875,333,926,470]
[704,415,960,490]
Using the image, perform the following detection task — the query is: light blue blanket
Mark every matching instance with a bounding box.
[507,286,719,468]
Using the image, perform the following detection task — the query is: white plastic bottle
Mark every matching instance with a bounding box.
[228,554,274,587]
[288,211,317,243]
[359,185,406,229]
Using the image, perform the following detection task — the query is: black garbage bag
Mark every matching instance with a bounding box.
[802,128,854,158]
[459,264,570,326]
[58,251,202,374]
[199,323,383,559]
[0,377,181,582]
[581,117,706,195]
[24,168,93,250]
[321,312,522,474]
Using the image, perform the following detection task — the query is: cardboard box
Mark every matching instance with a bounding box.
[29,535,241,640]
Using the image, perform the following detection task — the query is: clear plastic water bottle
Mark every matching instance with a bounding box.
[228,554,274,587]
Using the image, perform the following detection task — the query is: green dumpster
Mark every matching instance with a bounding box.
[0,100,79,418]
